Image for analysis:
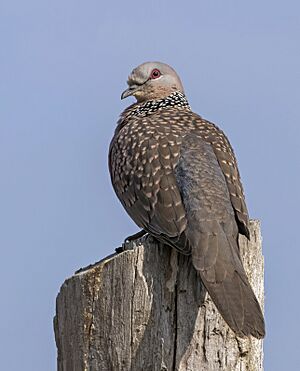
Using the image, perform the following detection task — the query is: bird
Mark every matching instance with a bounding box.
[109,61,265,339]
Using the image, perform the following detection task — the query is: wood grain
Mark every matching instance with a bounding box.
[54,220,264,371]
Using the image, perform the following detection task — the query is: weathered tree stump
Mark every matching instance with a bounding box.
[54,220,264,371]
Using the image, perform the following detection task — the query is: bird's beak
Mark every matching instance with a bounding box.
[121,85,139,100]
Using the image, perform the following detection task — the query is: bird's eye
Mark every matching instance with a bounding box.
[150,69,161,79]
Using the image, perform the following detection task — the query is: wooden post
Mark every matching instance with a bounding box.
[54,220,264,371]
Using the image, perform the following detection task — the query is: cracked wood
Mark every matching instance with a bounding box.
[54,220,264,371]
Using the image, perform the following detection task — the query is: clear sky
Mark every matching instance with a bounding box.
[1,1,299,370]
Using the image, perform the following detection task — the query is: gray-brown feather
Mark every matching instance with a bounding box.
[110,107,249,239]
[175,133,264,338]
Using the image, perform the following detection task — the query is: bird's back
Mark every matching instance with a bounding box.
[110,104,249,243]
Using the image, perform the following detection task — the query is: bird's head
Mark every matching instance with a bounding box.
[121,62,185,103]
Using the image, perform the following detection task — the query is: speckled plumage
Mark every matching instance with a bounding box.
[109,62,265,339]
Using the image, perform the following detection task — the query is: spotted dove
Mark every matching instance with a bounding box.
[109,61,265,339]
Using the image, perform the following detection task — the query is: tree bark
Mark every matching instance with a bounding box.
[54,220,264,371]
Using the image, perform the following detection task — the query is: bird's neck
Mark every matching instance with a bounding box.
[122,91,191,120]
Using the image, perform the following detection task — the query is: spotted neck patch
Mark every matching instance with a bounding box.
[124,91,191,119]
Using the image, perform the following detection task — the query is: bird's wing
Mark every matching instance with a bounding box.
[175,132,265,338]
[109,118,190,254]
[193,117,250,238]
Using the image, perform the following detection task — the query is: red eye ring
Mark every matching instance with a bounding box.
[150,69,161,79]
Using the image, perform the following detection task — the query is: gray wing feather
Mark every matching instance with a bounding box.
[175,132,265,338]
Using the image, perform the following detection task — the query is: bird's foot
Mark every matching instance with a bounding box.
[124,229,147,242]
[115,230,148,254]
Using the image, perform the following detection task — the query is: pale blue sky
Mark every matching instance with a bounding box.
[1,1,299,370]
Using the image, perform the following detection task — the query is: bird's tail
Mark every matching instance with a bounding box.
[191,221,265,339]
